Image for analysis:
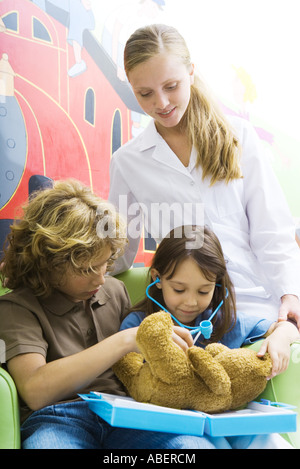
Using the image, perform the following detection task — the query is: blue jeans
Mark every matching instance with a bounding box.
[21,401,216,449]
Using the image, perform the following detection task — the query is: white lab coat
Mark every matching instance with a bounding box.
[109,116,300,320]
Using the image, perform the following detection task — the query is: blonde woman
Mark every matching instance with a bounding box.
[0,179,215,449]
[109,24,300,327]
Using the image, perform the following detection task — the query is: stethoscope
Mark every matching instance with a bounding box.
[146,277,228,344]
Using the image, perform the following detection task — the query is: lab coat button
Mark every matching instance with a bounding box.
[190,180,195,186]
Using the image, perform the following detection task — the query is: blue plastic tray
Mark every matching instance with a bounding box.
[79,392,206,436]
[79,393,297,437]
[203,401,297,436]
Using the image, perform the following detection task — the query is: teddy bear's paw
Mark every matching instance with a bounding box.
[136,312,188,364]
[137,312,173,341]
[205,343,230,357]
[187,346,231,396]
[255,352,273,377]
[135,312,192,382]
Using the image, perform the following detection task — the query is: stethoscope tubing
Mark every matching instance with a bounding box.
[145,278,228,343]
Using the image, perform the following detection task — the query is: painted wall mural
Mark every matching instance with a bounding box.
[0,0,156,264]
[1,0,299,264]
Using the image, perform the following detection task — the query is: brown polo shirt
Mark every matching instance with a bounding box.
[0,276,131,423]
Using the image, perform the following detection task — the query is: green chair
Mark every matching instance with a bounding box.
[0,367,20,449]
[0,266,299,448]
[115,266,150,305]
[0,284,9,296]
[247,339,300,448]
[0,282,20,449]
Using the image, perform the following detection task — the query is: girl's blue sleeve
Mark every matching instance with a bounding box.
[120,311,146,330]
[221,311,274,348]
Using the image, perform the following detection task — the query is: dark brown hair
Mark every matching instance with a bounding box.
[130,225,236,343]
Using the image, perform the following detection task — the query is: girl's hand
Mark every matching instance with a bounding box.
[172,326,193,352]
[257,321,300,379]
[257,335,290,379]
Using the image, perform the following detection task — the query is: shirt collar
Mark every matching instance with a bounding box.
[139,120,195,177]
[39,285,110,316]
[39,290,79,316]
[187,147,197,173]
[138,119,159,152]
[92,284,110,306]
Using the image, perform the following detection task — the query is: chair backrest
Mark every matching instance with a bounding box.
[114,266,150,306]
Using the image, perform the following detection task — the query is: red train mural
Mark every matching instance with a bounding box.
[0,0,154,265]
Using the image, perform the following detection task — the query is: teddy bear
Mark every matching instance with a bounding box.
[113,311,272,413]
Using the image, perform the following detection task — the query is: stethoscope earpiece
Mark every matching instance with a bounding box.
[146,278,228,343]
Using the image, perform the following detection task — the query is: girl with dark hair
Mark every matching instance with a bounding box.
[121,226,299,376]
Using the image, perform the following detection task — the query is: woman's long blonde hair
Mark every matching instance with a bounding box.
[1,179,127,297]
[124,24,242,185]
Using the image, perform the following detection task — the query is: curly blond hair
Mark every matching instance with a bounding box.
[124,24,242,185]
[1,179,127,297]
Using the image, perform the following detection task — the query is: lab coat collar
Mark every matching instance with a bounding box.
[139,119,194,177]
[139,119,158,151]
